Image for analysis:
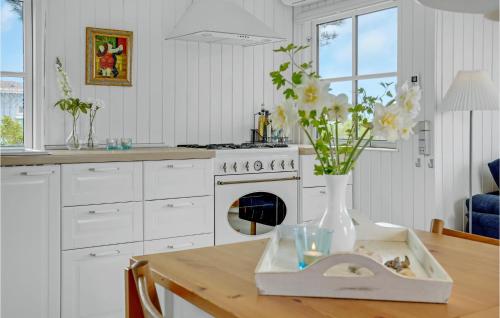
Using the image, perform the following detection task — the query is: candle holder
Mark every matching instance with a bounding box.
[295,224,333,270]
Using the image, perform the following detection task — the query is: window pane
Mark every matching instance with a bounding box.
[1,0,24,72]
[357,77,396,106]
[0,77,24,146]
[329,80,352,103]
[357,7,397,75]
[318,17,352,79]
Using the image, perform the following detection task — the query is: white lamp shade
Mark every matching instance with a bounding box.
[440,71,499,112]
[417,0,498,14]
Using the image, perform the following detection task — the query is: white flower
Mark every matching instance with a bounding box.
[398,81,421,118]
[55,57,73,99]
[295,76,330,111]
[372,103,402,142]
[327,93,350,123]
[398,114,416,140]
[270,101,298,135]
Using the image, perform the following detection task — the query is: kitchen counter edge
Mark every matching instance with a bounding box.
[0,147,216,166]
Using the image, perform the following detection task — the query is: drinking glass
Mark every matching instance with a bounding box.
[295,224,333,270]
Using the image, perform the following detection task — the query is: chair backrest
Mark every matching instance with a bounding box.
[125,260,163,318]
[430,219,500,246]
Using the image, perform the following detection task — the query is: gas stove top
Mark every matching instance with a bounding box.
[177,143,289,150]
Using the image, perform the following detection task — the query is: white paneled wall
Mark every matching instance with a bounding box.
[44,0,293,146]
[294,0,436,230]
[434,12,499,230]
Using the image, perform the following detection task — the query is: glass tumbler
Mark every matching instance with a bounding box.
[295,224,333,270]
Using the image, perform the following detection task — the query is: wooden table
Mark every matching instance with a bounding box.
[130,231,499,318]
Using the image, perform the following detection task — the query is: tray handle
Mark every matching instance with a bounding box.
[304,253,390,278]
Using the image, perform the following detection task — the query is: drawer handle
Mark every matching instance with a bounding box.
[166,242,194,249]
[89,250,121,257]
[165,164,194,169]
[88,167,120,172]
[165,202,195,208]
[88,208,120,214]
[319,190,326,194]
[20,170,54,176]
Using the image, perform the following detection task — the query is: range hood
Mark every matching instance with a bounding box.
[166,0,286,46]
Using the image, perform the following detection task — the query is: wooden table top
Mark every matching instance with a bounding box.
[133,231,499,318]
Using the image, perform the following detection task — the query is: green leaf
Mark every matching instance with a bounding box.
[279,62,290,72]
[291,72,302,85]
[283,88,296,100]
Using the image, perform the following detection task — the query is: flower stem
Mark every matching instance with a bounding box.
[335,120,340,172]
[303,127,327,173]
[341,128,370,174]
[345,136,373,172]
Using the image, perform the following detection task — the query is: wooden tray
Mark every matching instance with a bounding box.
[255,211,453,303]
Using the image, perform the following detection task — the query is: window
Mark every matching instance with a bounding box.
[316,5,398,145]
[1,0,32,147]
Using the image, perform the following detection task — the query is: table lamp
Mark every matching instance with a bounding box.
[439,71,499,233]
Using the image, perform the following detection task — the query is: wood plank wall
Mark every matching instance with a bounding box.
[434,11,499,230]
[44,0,293,146]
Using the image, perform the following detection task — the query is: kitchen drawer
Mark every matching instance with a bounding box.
[62,202,143,250]
[301,185,353,222]
[144,234,214,254]
[61,242,143,318]
[144,196,214,240]
[300,155,353,187]
[62,162,142,206]
[144,159,213,200]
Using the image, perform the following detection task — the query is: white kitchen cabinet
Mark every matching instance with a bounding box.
[144,196,214,240]
[61,242,143,318]
[144,159,213,200]
[1,165,60,318]
[144,235,214,318]
[62,202,143,250]
[62,162,142,206]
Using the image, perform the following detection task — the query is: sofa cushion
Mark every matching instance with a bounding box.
[488,159,499,188]
[465,192,499,215]
[467,211,499,239]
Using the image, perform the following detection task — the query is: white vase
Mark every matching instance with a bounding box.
[318,174,356,253]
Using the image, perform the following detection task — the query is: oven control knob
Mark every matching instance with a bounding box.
[290,159,295,169]
[244,161,250,171]
[222,162,227,173]
[254,160,263,171]
[280,160,285,170]
[270,160,275,170]
[232,162,238,172]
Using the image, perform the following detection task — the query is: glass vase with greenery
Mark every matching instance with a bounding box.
[54,57,92,150]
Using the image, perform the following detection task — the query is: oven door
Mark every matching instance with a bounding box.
[215,172,298,245]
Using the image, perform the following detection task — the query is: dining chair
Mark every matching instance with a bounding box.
[125,260,163,318]
[430,218,499,246]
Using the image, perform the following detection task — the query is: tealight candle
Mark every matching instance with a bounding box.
[303,242,324,266]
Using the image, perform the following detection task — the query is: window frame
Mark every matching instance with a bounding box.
[1,0,33,148]
[311,1,399,149]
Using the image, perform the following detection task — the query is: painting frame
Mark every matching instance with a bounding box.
[85,27,133,86]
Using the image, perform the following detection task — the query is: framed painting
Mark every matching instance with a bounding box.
[86,27,133,86]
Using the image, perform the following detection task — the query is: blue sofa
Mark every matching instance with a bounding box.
[465,159,499,239]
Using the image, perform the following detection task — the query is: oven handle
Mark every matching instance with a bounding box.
[216,176,300,186]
